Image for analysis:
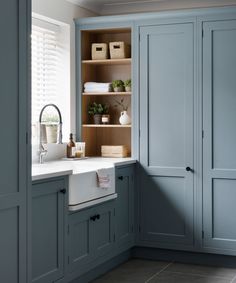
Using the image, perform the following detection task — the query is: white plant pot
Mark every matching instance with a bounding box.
[119,111,131,125]
[45,124,58,143]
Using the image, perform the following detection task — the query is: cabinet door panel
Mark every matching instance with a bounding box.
[0,0,29,282]
[116,166,134,248]
[32,179,65,283]
[69,208,92,271]
[139,23,194,245]
[91,202,115,258]
[203,20,236,252]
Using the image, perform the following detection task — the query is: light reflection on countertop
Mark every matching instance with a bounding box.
[32,157,136,181]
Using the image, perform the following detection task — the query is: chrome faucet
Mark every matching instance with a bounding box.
[38,104,63,163]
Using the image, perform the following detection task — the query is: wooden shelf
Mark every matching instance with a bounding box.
[82,92,131,96]
[82,124,131,128]
[82,58,131,65]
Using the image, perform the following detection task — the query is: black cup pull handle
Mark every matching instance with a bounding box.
[60,188,66,194]
[186,167,193,172]
[90,215,96,221]
[118,176,124,181]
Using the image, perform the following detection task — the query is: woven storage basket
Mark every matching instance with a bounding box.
[91,43,108,60]
[109,42,130,59]
[101,145,128,158]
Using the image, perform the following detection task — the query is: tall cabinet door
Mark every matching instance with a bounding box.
[0,1,30,282]
[139,23,194,246]
[203,20,236,253]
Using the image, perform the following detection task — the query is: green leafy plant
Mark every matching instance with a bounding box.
[113,98,129,111]
[42,114,59,124]
[124,79,131,88]
[112,80,124,89]
[88,102,109,115]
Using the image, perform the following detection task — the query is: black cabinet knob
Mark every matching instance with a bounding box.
[186,167,193,172]
[118,176,124,180]
[60,188,66,194]
[96,214,100,220]
[90,215,96,221]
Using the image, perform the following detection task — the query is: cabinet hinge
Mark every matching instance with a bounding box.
[113,233,116,242]
[202,29,204,37]
[202,231,204,239]
[202,130,204,139]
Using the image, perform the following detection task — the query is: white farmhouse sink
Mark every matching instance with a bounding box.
[68,161,116,211]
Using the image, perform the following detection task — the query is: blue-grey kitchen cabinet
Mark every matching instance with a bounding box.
[0,0,30,282]
[68,200,115,275]
[139,22,194,247]
[202,19,236,254]
[32,177,67,283]
[115,165,135,251]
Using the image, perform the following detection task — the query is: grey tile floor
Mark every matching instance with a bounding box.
[92,259,236,283]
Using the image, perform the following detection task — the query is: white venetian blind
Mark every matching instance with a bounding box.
[31,17,70,144]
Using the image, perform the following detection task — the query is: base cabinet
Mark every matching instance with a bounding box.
[115,166,135,250]
[68,201,115,274]
[32,178,67,283]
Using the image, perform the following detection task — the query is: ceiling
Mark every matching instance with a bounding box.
[67,0,236,15]
[67,0,167,14]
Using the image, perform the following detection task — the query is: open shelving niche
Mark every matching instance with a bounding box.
[80,28,132,157]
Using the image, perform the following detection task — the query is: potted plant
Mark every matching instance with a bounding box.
[112,80,124,92]
[124,79,131,92]
[42,114,59,143]
[101,104,110,124]
[88,102,109,124]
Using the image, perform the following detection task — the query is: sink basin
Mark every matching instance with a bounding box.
[68,162,115,210]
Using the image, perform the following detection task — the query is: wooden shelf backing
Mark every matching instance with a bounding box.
[82,124,131,128]
[82,92,131,96]
[82,58,131,65]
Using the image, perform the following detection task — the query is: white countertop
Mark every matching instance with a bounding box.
[32,157,136,181]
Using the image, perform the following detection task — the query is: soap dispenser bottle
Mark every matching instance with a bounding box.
[67,133,76,158]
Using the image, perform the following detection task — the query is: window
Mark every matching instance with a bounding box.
[31,17,70,144]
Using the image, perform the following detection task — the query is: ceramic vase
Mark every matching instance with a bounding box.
[119,111,131,125]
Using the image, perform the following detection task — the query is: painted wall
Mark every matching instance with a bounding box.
[32,0,96,135]
[100,0,236,15]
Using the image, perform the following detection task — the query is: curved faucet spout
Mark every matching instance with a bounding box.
[38,104,63,163]
[39,103,63,145]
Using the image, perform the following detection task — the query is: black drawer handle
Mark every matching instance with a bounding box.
[60,188,66,194]
[118,176,124,181]
[90,215,97,221]
[186,167,194,172]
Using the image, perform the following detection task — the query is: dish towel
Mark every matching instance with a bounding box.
[96,168,111,189]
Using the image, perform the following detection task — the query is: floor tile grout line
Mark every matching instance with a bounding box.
[145,262,174,283]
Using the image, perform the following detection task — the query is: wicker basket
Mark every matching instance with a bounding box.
[101,145,128,158]
[91,43,108,60]
[109,42,130,59]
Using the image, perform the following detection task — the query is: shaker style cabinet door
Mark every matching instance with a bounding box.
[202,20,236,253]
[32,179,66,283]
[115,166,135,250]
[139,23,194,246]
[0,0,29,282]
